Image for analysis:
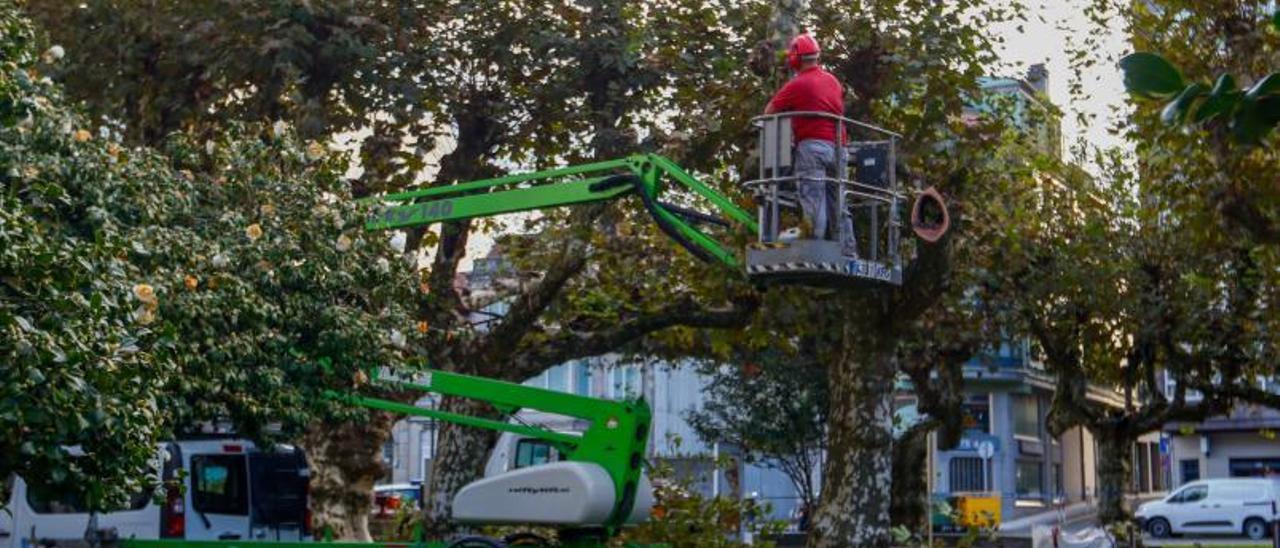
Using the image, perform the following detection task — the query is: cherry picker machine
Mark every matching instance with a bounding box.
[122,113,946,548]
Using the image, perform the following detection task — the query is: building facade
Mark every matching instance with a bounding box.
[894,340,1162,522]
[1164,400,1280,489]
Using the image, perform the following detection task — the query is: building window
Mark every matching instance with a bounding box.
[1053,463,1063,498]
[1016,460,1044,499]
[1228,457,1280,478]
[382,440,394,466]
[962,394,991,434]
[574,362,591,395]
[1148,442,1163,491]
[1180,459,1200,484]
[1013,395,1040,438]
[949,457,986,492]
[546,364,568,392]
[1135,443,1150,493]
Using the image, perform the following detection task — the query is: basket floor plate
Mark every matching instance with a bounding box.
[746,239,902,286]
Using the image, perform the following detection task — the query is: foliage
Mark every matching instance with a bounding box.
[2,0,421,508]
[1106,1,1280,246]
[1120,49,1280,145]
[615,454,786,548]
[0,3,182,509]
[145,124,421,440]
[685,352,827,513]
[25,1,388,144]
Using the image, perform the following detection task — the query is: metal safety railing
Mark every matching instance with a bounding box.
[745,111,906,264]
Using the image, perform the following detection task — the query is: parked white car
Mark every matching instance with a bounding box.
[1136,478,1280,540]
[0,439,310,548]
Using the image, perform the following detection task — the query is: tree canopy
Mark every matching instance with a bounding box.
[2,3,421,510]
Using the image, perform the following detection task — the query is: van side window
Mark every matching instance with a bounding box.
[26,482,150,514]
[1172,485,1208,503]
[513,440,556,469]
[192,455,249,516]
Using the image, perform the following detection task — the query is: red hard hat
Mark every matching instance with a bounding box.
[787,33,821,70]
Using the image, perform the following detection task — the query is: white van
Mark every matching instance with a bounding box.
[0,439,310,548]
[1136,478,1280,540]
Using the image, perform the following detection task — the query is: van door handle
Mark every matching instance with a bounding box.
[218,533,242,540]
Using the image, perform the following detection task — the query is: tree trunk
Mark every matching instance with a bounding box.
[891,426,929,534]
[302,415,393,541]
[808,333,896,547]
[1094,426,1133,527]
[421,396,499,537]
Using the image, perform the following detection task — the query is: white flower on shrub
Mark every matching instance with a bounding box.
[41,45,64,63]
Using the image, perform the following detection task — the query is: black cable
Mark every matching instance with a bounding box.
[630,175,719,264]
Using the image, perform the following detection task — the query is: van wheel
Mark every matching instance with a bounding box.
[1244,517,1269,540]
[503,532,550,546]
[447,536,506,548]
[1147,517,1172,538]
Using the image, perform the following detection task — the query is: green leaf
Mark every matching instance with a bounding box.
[1193,75,1241,123]
[1231,96,1274,145]
[1258,96,1280,126]
[1120,52,1186,98]
[1161,83,1207,125]
[1245,73,1280,99]
[1273,10,1280,32]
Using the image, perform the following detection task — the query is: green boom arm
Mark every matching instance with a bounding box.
[337,155,752,532]
[329,368,650,530]
[362,154,758,268]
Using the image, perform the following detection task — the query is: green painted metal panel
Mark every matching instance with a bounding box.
[365,176,633,231]
[369,158,637,204]
[360,155,753,270]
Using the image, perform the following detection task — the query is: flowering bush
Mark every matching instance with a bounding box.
[0,4,187,508]
[0,2,421,509]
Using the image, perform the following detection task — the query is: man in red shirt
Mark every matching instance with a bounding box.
[765,33,853,254]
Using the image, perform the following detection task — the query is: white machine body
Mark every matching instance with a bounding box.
[452,461,653,526]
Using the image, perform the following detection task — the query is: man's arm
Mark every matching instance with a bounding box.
[764,81,795,114]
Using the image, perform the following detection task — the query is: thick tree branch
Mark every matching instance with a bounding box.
[895,236,953,325]
[507,293,761,378]
[476,204,611,357]
[1216,186,1280,245]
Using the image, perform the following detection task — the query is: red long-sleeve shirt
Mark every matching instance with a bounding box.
[765,66,845,143]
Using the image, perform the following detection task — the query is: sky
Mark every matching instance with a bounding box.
[991,0,1132,156]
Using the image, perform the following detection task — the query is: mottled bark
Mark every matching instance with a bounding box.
[421,396,499,537]
[890,426,930,533]
[1094,427,1132,526]
[809,332,896,548]
[302,416,394,541]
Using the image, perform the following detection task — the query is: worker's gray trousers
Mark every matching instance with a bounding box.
[794,139,854,247]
